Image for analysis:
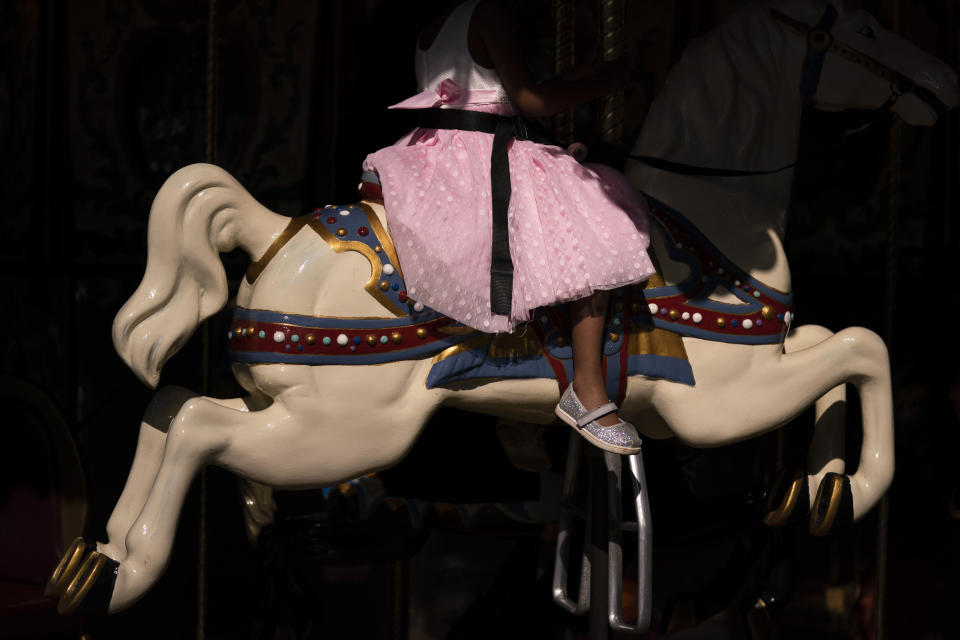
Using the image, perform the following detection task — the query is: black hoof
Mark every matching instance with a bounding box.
[45,537,95,597]
[809,472,854,536]
[763,467,809,527]
[58,551,119,616]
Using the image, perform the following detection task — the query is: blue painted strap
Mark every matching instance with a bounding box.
[799,4,838,105]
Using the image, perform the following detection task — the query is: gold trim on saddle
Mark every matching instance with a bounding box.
[244,203,408,317]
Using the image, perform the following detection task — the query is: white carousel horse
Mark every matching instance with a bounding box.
[47,0,956,617]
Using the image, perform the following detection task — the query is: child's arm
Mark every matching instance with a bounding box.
[473,0,628,118]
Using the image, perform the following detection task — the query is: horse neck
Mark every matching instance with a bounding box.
[629,3,802,289]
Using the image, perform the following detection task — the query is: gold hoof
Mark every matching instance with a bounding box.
[763,467,807,527]
[809,472,852,536]
[58,551,111,616]
[45,537,89,598]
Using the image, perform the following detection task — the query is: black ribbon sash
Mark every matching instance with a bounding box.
[416,107,524,316]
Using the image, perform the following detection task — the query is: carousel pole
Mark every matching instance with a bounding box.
[554,0,576,146]
[875,1,900,638]
[591,4,626,639]
[599,0,625,146]
[198,0,218,637]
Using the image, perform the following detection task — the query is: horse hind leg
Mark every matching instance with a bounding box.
[764,325,847,528]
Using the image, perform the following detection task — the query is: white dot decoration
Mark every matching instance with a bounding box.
[784,311,792,325]
[753,290,761,298]
[742,319,753,330]
[383,264,395,276]
[339,209,350,216]
[734,280,741,286]
[648,303,659,315]
[692,312,703,324]
[272,331,285,343]
[681,312,690,320]
[336,333,348,346]
[413,302,424,312]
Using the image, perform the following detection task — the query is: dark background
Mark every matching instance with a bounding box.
[1,0,957,638]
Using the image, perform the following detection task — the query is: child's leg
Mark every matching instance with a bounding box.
[570,291,621,427]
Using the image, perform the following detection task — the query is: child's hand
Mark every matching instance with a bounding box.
[567,142,589,163]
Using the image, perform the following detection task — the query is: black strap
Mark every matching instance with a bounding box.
[417,108,518,316]
[627,153,795,177]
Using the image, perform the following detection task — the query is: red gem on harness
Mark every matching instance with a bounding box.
[358,226,369,236]
[326,216,338,224]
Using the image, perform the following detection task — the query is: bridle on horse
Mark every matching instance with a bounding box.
[770,4,948,114]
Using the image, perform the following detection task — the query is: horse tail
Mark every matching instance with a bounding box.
[113,163,281,387]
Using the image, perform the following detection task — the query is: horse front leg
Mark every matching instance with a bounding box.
[56,394,268,614]
[45,385,192,598]
[764,325,847,526]
[654,326,893,534]
[59,363,443,615]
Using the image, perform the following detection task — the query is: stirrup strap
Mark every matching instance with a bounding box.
[577,402,618,427]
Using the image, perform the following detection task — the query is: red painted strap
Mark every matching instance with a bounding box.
[531,312,571,392]
[229,315,458,356]
[359,181,383,201]
[616,290,632,406]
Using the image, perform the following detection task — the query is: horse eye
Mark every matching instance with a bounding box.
[858,25,876,39]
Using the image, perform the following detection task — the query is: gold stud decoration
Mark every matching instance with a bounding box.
[336,228,347,237]
[668,309,679,320]
[305,334,316,345]
[716,317,726,328]
[416,327,428,339]
[391,331,403,344]
[366,334,378,346]
[761,305,774,320]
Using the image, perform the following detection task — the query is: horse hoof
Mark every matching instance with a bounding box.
[809,472,853,536]
[45,537,94,598]
[57,551,119,616]
[763,467,808,527]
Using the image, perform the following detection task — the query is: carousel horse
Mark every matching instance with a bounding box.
[47,0,956,617]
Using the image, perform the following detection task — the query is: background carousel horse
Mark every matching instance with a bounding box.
[46,0,957,618]
[626,0,957,530]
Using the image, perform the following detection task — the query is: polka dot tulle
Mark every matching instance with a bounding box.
[363,127,656,333]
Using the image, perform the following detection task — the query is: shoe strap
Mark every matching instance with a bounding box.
[577,402,619,427]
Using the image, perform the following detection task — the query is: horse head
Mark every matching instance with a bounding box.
[771,0,958,125]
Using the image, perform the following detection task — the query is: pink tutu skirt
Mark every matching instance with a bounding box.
[363,127,656,333]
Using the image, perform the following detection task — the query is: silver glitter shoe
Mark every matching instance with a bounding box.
[554,385,642,455]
